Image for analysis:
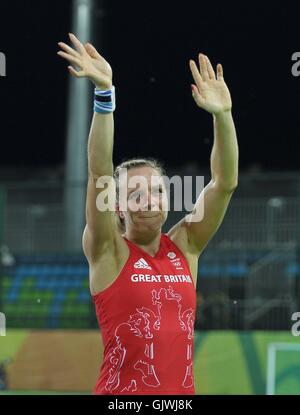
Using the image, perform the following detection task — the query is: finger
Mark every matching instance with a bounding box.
[205,55,216,80]
[217,63,224,80]
[189,60,204,91]
[84,42,102,60]
[198,53,209,81]
[191,84,206,107]
[67,66,85,78]
[57,50,81,67]
[58,41,80,58]
[68,33,86,54]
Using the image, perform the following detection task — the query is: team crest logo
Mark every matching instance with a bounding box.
[167,251,183,270]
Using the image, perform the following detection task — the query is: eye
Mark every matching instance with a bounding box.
[129,190,142,201]
[152,187,163,195]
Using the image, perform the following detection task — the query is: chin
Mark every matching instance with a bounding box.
[136,215,163,230]
[146,215,167,230]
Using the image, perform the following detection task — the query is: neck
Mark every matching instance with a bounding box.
[124,228,162,256]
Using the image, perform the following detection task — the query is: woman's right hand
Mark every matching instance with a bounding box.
[57,33,112,90]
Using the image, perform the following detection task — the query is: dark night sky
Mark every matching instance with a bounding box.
[0,0,299,173]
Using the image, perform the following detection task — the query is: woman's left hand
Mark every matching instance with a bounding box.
[189,54,232,115]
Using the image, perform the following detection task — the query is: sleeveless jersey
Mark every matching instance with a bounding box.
[92,233,196,395]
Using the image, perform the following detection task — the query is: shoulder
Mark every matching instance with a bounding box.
[166,220,200,283]
[83,226,130,295]
[167,217,198,256]
[82,219,128,265]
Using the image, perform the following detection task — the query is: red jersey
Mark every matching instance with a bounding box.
[92,233,196,395]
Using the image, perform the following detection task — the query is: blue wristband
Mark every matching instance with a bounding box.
[94,86,116,114]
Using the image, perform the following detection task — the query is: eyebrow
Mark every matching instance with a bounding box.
[128,183,162,196]
[128,187,143,197]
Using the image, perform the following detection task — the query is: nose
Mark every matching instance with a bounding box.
[149,191,160,211]
[140,193,153,210]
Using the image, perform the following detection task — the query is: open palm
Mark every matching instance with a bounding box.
[57,33,112,90]
[189,54,232,114]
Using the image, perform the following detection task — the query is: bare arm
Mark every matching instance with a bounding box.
[84,111,116,261]
[58,34,118,262]
[176,54,238,255]
[211,110,238,190]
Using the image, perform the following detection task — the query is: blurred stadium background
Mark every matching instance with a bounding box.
[1,170,300,395]
[1,0,300,395]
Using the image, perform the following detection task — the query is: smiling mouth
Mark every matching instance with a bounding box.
[139,213,160,218]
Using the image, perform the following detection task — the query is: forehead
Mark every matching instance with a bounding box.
[127,166,161,180]
[119,166,165,192]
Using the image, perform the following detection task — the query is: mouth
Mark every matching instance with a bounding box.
[139,213,160,219]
